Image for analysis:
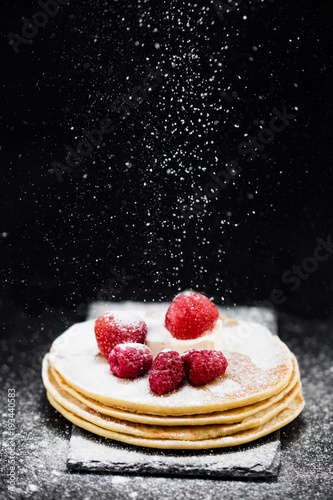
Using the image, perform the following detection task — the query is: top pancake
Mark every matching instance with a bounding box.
[48,313,294,416]
[49,353,299,426]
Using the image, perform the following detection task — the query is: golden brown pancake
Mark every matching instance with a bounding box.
[46,390,305,450]
[47,318,294,415]
[43,355,301,441]
[48,354,300,426]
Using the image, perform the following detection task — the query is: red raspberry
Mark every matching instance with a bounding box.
[181,349,228,386]
[108,343,153,378]
[94,311,147,358]
[149,350,185,395]
[165,291,219,340]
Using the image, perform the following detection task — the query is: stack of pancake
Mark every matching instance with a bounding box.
[42,310,304,450]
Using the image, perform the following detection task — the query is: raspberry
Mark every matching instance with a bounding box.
[165,291,219,340]
[108,343,153,378]
[94,311,147,358]
[181,349,228,386]
[149,349,185,395]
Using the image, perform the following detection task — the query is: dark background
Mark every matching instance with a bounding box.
[1,0,332,318]
[1,4,333,498]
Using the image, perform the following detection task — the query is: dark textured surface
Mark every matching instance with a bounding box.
[1,0,332,496]
[1,300,333,499]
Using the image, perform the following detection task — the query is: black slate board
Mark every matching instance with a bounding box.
[67,304,281,478]
[67,425,281,478]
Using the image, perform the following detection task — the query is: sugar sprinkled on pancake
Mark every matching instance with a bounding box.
[43,355,302,441]
[48,312,293,415]
[48,354,300,426]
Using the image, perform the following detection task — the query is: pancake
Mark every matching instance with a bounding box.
[46,391,305,450]
[44,355,301,440]
[42,303,305,449]
[48,354,300,426]
[47,318,294,415]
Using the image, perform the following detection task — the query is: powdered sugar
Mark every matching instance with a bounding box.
[101,310,146,329]
[222,321,284,370]
[115,343,150,351]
